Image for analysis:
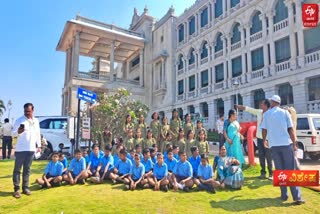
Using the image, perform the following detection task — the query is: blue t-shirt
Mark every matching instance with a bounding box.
[153,162,168,180]
[60,157,68,168]
[129,163,145,180]
[44,161,64,176]
[84,155,90,165]
[165,157,178,172]
[100,154,114,172]
[115,159,132,175]
[141,158,154,173]
[173,154,180,161]
[89,152,104,169]
[188,155,201,176]
[151,156,157,164]
[197,163,214,180]
[173,160,193,177]
[113,154,119,165]
[68,157,86,176]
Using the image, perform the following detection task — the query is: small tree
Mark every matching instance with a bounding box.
[90,88,149,146]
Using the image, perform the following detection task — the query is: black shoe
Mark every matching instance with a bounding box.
[183,187,190,192]
[161,185,168,192]
[208,186,216,194]
[22,189,31,195]
[294,199,306,205]
[280,196,288,201]
[258,174,266,179]
[79,179,86,185]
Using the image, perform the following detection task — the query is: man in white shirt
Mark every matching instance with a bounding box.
[0,118,13,159]
[12,103,41,198]
[215,114,224,148]
[235,99,273,180]
[261,95,304,205]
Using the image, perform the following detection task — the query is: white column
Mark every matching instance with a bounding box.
[291,80,307,113]
[211,66,216,91]
[110,40,115,81]
[139,49,144,86]
[208,66,212,89]
[294,0,305,66]
[285,0,297,69]
[240,25,245,48]
[267,11,276,75]
[241,92,252,121]
[211,1,215,21]
[72,31,80,77]
[260,13,269,74]
[245,23,251,47]
[208,3,212,24]
[208,101,215,130]
[264,86,277,100]
[226,0,231,16]
[223,96,232,118]
[222,0,227,17]
[259,13,267,39]
[185,77,189,99]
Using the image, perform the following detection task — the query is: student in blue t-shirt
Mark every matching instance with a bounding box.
[113,148,132,185]
[150,153,169,192]
[87,144,104,178]
[59,153,68,176]
[149,147,157,164]
[140,148,154,188]
[172,151,193,192]
[188,146,201,178]
[195,154,217,194]
[36,152,63,188]
[64,149,88,185]
[91,144,115,184]
[164,148,178,186]
[128,154,145,190]
[173,145,180,160]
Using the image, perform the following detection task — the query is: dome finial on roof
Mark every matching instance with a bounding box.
[144,5,148,14]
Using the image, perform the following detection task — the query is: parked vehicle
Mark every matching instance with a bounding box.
[296,114,320,160]
[37,116,70,153]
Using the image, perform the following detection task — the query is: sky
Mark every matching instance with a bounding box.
[0,0,195,122]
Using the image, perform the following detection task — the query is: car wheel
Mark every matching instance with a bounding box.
[309,154,320,161]
[243,140,249,155]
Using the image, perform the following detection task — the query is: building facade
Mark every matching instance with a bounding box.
[58,0,320,129]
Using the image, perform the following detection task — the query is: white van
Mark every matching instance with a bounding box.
[296,114,320,160]
[37,116,70,153]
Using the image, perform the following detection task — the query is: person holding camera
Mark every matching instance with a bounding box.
[11,103,41,198]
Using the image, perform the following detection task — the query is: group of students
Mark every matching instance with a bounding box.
[36,138,244,193]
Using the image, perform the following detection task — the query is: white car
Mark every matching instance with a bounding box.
[296,114,320,160]
[37,116,70,153]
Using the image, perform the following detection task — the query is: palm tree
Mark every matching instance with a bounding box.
[0,99,6,116]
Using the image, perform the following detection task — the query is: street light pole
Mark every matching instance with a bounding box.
[7,100,12,119]
[233,80,240,114]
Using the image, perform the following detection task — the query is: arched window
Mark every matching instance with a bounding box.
[189,48,195,65]
[278,83,293,105]
[231,23,241,44]
[215,33,223,52]
[304,25,320,54]
[274,0,288,24]
[215,0,223,18]
[201,41,208,59]
[250,11,262,35]
[231,0,240,8]
[178,55,184,70]
[308,76,320,101]
[253,89,265,109]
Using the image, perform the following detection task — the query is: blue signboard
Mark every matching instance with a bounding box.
[77,87,97,104]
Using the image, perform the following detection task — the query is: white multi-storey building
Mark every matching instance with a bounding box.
[57,0,320,129]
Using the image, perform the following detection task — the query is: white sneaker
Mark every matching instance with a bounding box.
[177,183,185,190]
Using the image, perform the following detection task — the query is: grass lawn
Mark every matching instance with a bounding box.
[0,160,319,214]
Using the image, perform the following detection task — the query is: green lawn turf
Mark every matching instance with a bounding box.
[0,160,319,214]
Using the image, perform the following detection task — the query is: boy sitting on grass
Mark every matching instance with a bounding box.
[150,153,169,192]
[172,151,194,192]
[164,148,178,187]
[63,149,88,185]
[59,153,68,177]
[113,148,132,187]
[36,152,63,188]
[140,148,154,188]
[87,145,103,178]
[195,154,218,194]
[128,153,145,190]
[92,144,115,184]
